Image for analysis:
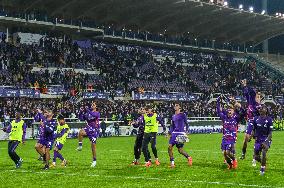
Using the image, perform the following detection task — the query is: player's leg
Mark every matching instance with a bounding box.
[142,133,151,166]
[8,141,22,167]
[77,129,87,151]
[150,133,160,165]
[43,141,53,169]
[260,143,269,175]
[226,147,237,169]
[241,133,250,159]
[224,150,233,169]
[88,130,98,167]
[35,142,45,160]
[91,143,97,167]
[168,144,175,167]
[132,134,143,165]
[177,145,192,166]
[43,147,50,169]
[52,142,66,167]
[241,122,253,160]
[252,142,261,167]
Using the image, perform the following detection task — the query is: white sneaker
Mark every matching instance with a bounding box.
[76,146,82,151]
[252,159,256,167]
[91,161,97,167]
[260,171,265,176]
[51,162,56,168]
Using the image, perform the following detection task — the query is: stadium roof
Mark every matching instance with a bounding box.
[2,0,284,45]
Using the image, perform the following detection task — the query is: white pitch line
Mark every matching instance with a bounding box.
[2,169,284,188]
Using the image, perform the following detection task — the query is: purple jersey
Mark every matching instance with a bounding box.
[79,109,100,130]
[34,113,46,140]
[243,86,261,120]
[251,116,273,142]
[42,119,57,141]
[133,115,145,134]
[217,98,244,142]
[169,112,188,133]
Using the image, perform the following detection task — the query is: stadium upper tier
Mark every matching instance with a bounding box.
[0,34,282,97]
[1,0,284,45]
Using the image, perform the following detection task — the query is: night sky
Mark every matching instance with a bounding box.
[227,0,284,54]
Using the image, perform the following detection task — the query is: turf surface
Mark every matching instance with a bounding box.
[0,132,283,188]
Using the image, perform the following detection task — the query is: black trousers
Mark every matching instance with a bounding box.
[134,133,144,160]
[8,141,20,164]
[142,132,158,162]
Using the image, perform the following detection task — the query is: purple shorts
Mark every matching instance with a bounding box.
[37,139,46,146]
[169,132,186,148]
[221,139,235,152]
[55,141,64,150]
[44,140,54,150]
[84,127,99,144]
[245,122,253,135]
[254,141,271,153]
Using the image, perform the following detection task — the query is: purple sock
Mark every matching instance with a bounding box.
[93,157,96,162]
[79,142,82,147]
[57,152,64,161]
[53,151,57,162]
[170,157,174,162]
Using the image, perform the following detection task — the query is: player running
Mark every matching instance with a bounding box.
[51,114,69,167]
[240,79,262,160]
[34,108,46,161]
[2,112,26,168]
[76,102,100,168]
[168,103,192,168]
[217,96,245,169]
[250,105,273,175]
[34,109,57,170]
[141,104,166,167]
[130,107,146,165]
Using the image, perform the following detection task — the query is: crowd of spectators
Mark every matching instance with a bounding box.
[1,36,283,97]
[1,98,283,123]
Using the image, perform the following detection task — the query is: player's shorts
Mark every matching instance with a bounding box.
[254,140,271,153]
[169,132,187,148]
[221,139,235,152]
[55,141,64,150]
[84,126,99,144]
[44,140,54,150]
[37,139,46,146]
[245,122,253,135]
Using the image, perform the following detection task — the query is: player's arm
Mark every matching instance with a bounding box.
[242,81,256,105]
[216,96,225,120]
[250,118,257,140]
[55,128,69,139]
[22,123,27,144]
[45,123,55,133]
[2,123,11,133]
[263,118,273,148]
[34,111,44,122]
[132,116,143,128]
[78,107,86,121]
[236,106,246,123]
[184,114,189,134]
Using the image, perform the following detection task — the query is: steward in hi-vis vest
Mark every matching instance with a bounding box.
[2,112,26,168]
[141,105,166,167]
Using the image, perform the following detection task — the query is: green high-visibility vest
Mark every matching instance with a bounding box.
[144,113,158,133]
[56,123,69,144]
[9,120,24,142]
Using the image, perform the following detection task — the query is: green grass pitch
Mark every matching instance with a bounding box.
[0,132,283,188]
